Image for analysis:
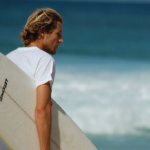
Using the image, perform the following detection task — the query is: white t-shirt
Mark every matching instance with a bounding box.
[6,46,55,88]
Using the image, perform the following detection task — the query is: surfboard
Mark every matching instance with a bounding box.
[0,52,97,150]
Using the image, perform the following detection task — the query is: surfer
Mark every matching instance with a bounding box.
[6,8,63,150]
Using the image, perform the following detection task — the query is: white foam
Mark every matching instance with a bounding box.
[52,56,150,135]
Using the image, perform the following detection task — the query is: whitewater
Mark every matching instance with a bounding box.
[53,55,150,136]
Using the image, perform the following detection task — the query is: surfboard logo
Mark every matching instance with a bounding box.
[0,78,8,102]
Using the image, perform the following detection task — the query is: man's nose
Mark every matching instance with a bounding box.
[59,38,63,43]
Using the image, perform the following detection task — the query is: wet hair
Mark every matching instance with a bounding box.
[20,8,63,46]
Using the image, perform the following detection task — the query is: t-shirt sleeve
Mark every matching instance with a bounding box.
[35,58,55,88]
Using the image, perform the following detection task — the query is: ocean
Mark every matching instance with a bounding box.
[1,1,150,150]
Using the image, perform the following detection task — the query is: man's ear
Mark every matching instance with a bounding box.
[39,29,45,38]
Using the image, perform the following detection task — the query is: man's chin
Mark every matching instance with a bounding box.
[49,51,57,55]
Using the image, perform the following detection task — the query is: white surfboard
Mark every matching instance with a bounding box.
[0,53,97,150]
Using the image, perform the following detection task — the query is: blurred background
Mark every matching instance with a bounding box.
[1,0,150,150]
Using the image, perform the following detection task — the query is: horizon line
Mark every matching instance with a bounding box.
[23,0,150,3]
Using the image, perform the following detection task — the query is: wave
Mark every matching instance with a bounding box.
[52,55,150,135]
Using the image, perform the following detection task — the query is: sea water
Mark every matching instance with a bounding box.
[1,1,150,150]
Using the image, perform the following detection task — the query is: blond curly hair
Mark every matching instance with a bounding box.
[20,8,63,46]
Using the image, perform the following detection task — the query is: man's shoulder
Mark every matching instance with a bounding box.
[31,47,55,62]
[6,48,20,58]
[7,47,54,62]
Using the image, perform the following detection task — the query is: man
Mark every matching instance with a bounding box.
[6,8,63,150]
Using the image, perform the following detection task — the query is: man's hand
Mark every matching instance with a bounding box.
[35,82,51,150]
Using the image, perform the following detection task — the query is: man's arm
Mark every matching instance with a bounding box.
[35,82,51,150]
